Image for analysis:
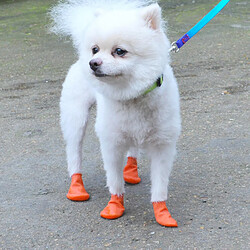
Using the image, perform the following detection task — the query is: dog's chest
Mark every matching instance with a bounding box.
[96,96,165,145]
[120,103,155,141]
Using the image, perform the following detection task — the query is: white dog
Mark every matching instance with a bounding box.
[50,0,181,227]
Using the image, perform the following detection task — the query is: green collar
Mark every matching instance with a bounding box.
[143,75,164,95]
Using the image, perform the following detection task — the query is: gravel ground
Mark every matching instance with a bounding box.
[0,0,249,249]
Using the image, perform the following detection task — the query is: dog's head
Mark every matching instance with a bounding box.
[50,1,171,100]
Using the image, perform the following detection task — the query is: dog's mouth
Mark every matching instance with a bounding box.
[93,72,122,78]
[94,72,108,77]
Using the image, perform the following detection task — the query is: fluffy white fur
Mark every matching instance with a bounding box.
[51,0,181,202]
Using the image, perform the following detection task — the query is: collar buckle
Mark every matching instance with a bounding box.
[143,74,164,96]
[156,75,163,87]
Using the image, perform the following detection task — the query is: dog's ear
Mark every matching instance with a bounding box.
[140,3,161,30]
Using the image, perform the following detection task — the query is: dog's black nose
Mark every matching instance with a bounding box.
[89,58,103,72]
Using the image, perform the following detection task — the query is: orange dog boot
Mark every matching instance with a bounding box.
[152,201,178,227]
[100,194,125,219]
[66,173,90,201]
[123,157,141,184]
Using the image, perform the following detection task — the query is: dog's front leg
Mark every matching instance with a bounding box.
[60,62,95,201]
[149,143,178,227]
[99,140,126,219]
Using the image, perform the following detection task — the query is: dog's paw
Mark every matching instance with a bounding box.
[67,173,90,201]
[152,201,178,227]
[123,157,141,184]
[100,194,125,219]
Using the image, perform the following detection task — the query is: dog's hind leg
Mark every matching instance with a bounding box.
[149,143,178,227]
[124,147,141,184]
[60,62,95,201]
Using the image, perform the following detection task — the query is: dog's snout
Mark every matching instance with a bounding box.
[89,58,103,72]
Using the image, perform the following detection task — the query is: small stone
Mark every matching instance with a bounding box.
[222,90,230,95]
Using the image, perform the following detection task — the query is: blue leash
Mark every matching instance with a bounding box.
[170,0,230,52]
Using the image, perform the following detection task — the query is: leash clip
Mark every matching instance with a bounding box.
[169,41,179,53]
[169,0,230,53]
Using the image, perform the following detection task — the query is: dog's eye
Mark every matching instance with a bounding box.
[114,48,127,57]
[92,46,99,55]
